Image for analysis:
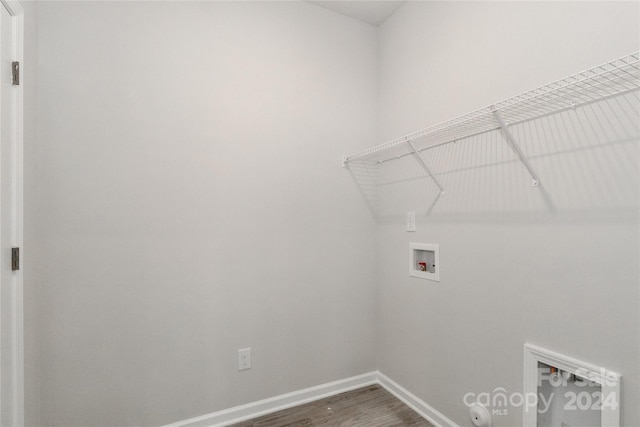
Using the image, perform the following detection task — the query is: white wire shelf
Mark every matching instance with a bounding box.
[343,52,640,168]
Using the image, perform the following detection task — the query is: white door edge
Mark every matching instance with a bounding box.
[0,1,24,425]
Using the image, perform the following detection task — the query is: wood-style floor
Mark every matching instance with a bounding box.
[228,385,435,426]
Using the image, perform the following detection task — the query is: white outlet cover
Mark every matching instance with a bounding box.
[407,212,416,232]
[238,348,251,371]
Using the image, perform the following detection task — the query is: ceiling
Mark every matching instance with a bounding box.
[307,1,406,27]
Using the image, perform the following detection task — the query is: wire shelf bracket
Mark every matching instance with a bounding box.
[406,138,446,197]
[492,108,540,187]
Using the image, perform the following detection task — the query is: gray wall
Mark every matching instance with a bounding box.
[27,2,640,427]
[35,2,377,426]
[376,2,639,426]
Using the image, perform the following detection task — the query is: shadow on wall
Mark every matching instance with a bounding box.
[346,93,640,224]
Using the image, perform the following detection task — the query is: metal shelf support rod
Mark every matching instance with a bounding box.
[492,109,541,187]
[406,139,445,196]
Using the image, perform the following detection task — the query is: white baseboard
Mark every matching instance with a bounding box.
[377,372,459,427]
[163,371,378,427]
[162,371,458,427]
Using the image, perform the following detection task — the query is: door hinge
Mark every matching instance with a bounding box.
[12,61,19,86]
[11,247,19,271]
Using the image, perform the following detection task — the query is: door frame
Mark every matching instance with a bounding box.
[0,0,23,425]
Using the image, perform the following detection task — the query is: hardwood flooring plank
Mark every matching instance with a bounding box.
[228,385,434,427]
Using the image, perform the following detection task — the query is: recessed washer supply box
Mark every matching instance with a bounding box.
[410,243,440,281]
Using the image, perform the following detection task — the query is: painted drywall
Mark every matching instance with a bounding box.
[376,2,639,427]
[35,2,377,426]
[30,1,640,426]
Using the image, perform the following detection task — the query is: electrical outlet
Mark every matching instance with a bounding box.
[238,348,251,371]
[407,211,416,232]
